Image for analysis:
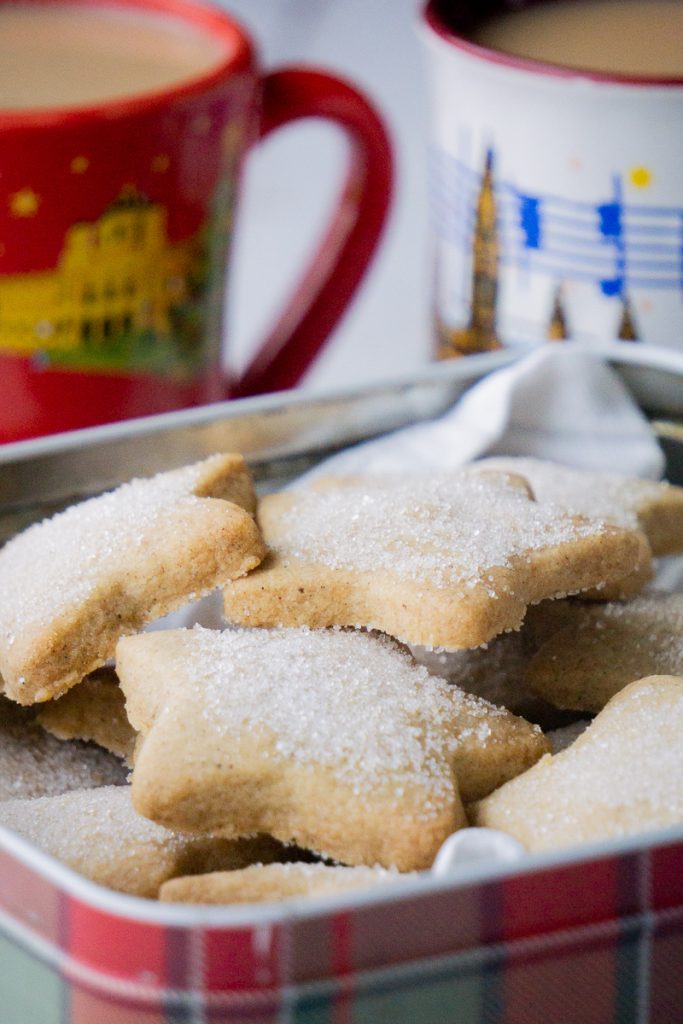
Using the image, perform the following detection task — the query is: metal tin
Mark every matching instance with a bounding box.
[1,346,682,1023]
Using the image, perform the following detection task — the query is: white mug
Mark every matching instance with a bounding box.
[421,0,683,359]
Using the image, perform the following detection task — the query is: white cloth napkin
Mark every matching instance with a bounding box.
[299,346,665,482]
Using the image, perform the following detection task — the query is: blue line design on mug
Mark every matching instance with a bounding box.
[431,149,682,295]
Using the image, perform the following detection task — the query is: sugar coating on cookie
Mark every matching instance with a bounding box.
[473,675,683,851]
[526,593,683,712]
[267,475,614,586]
[223,473,649,649]
[0,785,296,898]
[160,862,405,905]
[473,457,683,555]
[0,454,266,704]
[0,697,127,801]
[118,626,547,869]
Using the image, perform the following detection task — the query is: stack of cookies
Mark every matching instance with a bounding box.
[0,452,682,904]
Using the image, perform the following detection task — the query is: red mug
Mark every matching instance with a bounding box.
[0,0,392,442]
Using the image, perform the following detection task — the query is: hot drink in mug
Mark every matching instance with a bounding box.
[422,0,683,357]
[0,0,392,442]
[0,4,228,107]
[472,0,683,78]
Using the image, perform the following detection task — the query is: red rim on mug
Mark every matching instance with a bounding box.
[0,0,393,442]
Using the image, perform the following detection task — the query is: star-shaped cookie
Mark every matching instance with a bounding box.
[222,473,649,649]
[160,862,405,904]
[117,626,548,870]
[473,457,683,555]
[525,592,683,712]
[0,454,265,704]
[473,675,683,851]
[0,695,127,800]
[0,785,296,897]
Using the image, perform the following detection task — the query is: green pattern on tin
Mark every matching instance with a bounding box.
[0,931,64,1024]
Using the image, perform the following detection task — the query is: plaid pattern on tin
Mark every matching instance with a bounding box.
[1,835,682,1024]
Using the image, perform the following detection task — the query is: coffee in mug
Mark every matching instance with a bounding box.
[0,4,228,108]
[422,0,683,358]
[0,0,392,442]
[471,0,683,78]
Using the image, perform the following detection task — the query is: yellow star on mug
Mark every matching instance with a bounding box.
[70,156,90,174]
[629,166,653,189]
[9,187,41,218]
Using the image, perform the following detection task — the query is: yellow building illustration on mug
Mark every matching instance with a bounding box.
[0,187,196,359]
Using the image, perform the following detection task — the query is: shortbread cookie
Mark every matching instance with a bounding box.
[521,598,592,649]
[526,593,683,712]
[473,676,683,851]
[222,473,649,649]
[0,454,265,705]
[473,457,683,555]
[117,627,548,870]
[0,697,127,801]
[410,634,580,730]
[410,633,534,713]
[445,594,649,717]
[417,595,635,707]
[37,668,136,764]
[0,786,299,898]
[160,863,404,905]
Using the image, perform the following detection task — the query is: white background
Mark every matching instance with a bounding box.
[217,0,433,392]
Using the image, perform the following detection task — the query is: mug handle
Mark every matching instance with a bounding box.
[229,68,393,399]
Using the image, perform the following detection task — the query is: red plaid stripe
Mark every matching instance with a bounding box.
[0,845,63,947]
[68,902,168,985]
[1,831,682,1022]
[650,841,683,1024]
[651,843,683,912]
[499,856,623,940]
